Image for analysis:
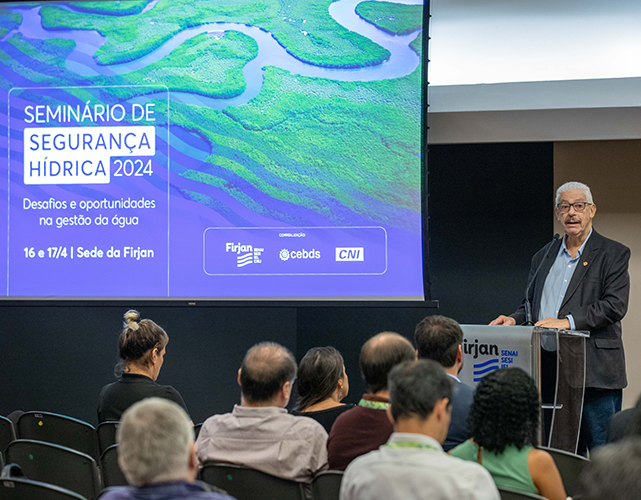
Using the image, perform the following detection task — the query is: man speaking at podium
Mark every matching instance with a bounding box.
[490,181,630,450]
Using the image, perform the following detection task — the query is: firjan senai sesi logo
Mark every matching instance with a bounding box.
[226,242,264,268]
[472,358,499,382]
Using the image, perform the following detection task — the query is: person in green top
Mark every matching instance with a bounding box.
[450,368,566,500]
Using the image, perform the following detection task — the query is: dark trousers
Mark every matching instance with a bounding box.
[541,348,621,453]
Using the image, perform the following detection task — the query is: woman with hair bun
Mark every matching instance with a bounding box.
[97,310,189,422]
[450,368,565,500]
[291,346,352,433]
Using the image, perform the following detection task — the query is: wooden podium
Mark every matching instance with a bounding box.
[459,325,589,454]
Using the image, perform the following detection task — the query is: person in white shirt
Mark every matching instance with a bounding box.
[340,360,500,500]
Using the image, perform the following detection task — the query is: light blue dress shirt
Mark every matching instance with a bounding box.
[539,230,592,349]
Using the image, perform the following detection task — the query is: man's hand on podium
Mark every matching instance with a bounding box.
[535,317,571,330]
[489,315,516,326]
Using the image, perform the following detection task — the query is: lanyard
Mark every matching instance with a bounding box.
[358,399,389,410]
[385,440,439,451]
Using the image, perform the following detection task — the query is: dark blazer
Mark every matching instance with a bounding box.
[442,377,474,452]
[511,229,630,389]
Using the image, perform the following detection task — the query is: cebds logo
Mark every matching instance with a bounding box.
[280,248,320,261]
[335,247,364,261]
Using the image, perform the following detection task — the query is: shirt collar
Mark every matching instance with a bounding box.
[446,373,461,383]
[135,480,197,490]
[561,228,592,259]
[361,393,390,403]
[387,432,444,452]
[232,405,287,416]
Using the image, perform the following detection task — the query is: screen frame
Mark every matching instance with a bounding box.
[0,0,432,305]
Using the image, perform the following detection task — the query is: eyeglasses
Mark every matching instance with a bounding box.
[556,202,592,213]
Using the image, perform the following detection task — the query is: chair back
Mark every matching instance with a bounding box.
[194,423,203,440]
[200,462,306,500]
[17,412,98,460]
[0,418,15,455]
[312,470,343,500]
[0,477,87,500]
[100,445,128,488]
[538,446,589,497]
[6,439,100,500]
[498,487,546,500]
[96,422,119,456]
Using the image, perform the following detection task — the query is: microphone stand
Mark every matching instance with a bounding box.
[523,233,560,326]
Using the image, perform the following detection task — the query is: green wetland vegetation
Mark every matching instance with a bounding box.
[40,0,390,68]
[0,11,21,38]
[355,2,423,35]
[1,0,424,229]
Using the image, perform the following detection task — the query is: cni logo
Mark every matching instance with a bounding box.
[335,247,364,261]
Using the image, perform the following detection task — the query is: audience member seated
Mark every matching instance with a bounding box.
[327,332,415,470]
[97,310,189,423]
[451,368,566,500]
[100,398,234,500]
[607,394,641,444]
[340,360,500,500]
[291,347,354,433]
[196,342,328,482]
[414,315,474,451]
[577,437,641,500]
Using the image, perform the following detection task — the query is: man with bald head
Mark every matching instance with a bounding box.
[327,332,415,470]
[196,342,328,482]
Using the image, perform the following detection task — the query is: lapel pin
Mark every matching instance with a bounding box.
[583,261,588,266]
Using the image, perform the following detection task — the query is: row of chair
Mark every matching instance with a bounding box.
[0,449,582,500]
[198,464,551,500]
[1,412,205,460]
[0,411,199,499]
[0,462,547,500]
[3,439,124,499]
[0,413,120,460]
[0,477,88,500]
[196,447,588,500]
[1,412,589,500]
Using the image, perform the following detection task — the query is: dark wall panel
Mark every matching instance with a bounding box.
[427,142,554,323]
[0,305,297,425]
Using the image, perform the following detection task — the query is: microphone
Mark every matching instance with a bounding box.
[523,233,560,326]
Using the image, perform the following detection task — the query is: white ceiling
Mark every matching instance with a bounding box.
[427,0,641,143]
[429,0,641,86]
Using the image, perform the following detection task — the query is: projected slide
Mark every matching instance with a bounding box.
[0,0,425,299]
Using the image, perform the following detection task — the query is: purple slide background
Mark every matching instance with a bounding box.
[0,0,426,299]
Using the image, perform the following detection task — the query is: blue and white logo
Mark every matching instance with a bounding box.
[473,358,499,382]
[236,253,253,268]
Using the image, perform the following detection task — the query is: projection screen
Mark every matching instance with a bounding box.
[0,0,427,300]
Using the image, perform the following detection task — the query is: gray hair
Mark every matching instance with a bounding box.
[577,438,641,500]
[556,181,593,205]
[117,398,193,486]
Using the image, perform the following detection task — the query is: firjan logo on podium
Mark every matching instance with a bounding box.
[473,359,499,382]
[464,339,500,382]
[463,339,498,359]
